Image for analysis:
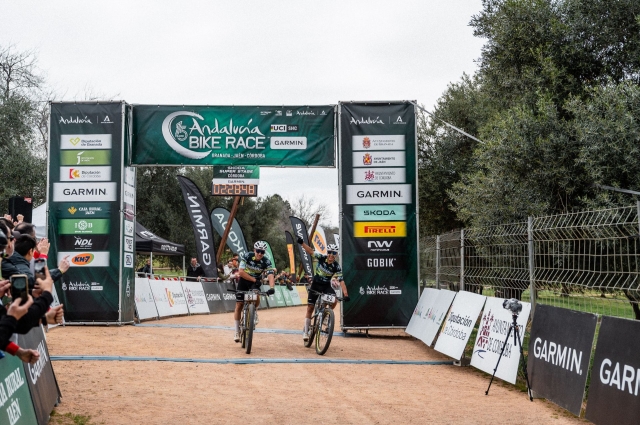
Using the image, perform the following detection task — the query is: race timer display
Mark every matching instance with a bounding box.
[211,184,258,197]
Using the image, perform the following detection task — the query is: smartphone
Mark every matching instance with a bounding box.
[9,274,29,305]
[34,258,47,280]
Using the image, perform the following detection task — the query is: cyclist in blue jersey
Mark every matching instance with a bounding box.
[234,241,275,342]
[297,238,350,341]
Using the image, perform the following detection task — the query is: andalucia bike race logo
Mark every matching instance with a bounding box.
[162,111,265,160]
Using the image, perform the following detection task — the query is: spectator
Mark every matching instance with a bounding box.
[14,222,69,281]
[223,259,234,276]
[137,258,152,275]
[186,257,205,280]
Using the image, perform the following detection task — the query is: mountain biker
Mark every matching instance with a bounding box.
[234,241,275,342]
[297,238,350,341]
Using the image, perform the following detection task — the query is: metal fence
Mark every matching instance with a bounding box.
[421,203,640,320]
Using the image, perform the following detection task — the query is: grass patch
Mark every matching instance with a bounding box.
[49,410,99,425]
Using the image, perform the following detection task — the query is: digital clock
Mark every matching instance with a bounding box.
[211,184,258,197]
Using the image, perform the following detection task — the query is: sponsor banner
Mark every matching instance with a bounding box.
[417,289,457,346]
[200,280,227,314]
[346,184,412,205]
[0,347,39,425]
[124,203,134,220]
[263,241,277,270]
[134,277,158,320]
[56,202,111,218]
[52,182,118,202]
[149,278,189,317]
[58,251,110,267]
[220,282,238,312]
[60,279,105,292]
[58,235,110,251]
[585,316,640,425]
[177,176,219,277]
[353,135,405,151]
[124,252,134,268]
[354,255,407,270]
[262,284,279,308]
[339,102,418,328]
[312,226,328,255]
[181,280,210,314]
[59,150,111,166]
[124,236,134,252]
[289,216,314,277]
[354,238,406,254]
[334,234,340,247]
[281,285,294,306]
[296,285,308,304]
[405,288,439,337]
[352,151,405,167]
[354,205,406,221]
[354,221,407,238]
[213,165,260,184]
[60,133,112,149]
[273,285,287,307]
[131,105,335,166]
[17,326,60,425]
[125,167,135,186]
[434,291,487,360]
[210,207,249,257]
[285,231,296,273]
[353,168,406,184]
[470,297,532,384]
[527,305,597,416]
[124,220,134,236]
[58,218,110,235]
[59,166,111,182]
[123,183,135,206]
[289,285,303,305]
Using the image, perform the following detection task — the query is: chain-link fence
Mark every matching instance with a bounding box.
[422,204,640,320]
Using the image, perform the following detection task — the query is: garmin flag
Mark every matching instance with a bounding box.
[177,176,218,277]
[289,216,313,277]
[210,207,249,256]
[285,231,296,274]
[263,240,276,270]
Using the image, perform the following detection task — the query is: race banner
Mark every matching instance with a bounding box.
[177,176,218,277]
[134,276,158,320]
[528,305,597,416]
[200,279,227,314]
[434,291,487,360]
[210,207,249,257]
[586,316,640,425]
[470,297,531,384]
[49,102,132,322]
[262,284,279,308]
[181,279,210,314]
[289,286,303,305]
[285,231,296,273]
[0,345,39,425]
[289,216,313,277]
[149,278,189,317]
[296,285,308,304]
[280,285,294,306]
[339,102,419,328]
[418,289,456,346]
[405,288,439,338]
[263,241,277,271]
[131,105,336,166]
[17,326,61,425]
[219,281,237,312]
[312,225,328,255]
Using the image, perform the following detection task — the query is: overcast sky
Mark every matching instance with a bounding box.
[1,0,485,227]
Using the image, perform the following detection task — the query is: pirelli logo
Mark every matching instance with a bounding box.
[354,221,407,238]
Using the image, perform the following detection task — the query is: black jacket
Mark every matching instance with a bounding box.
[1,253,63,286]
[186,264,205,278]
[0,290,53,351]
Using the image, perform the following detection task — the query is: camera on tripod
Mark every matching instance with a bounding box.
[502,298,522,315]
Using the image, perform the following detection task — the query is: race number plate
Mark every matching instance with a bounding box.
[321,294,336,303]
[244,293,258,301]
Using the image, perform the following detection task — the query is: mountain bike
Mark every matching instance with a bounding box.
[228,289,267,354]
[304,288,343,355]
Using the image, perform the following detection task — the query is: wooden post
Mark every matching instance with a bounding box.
[216,196,241,265]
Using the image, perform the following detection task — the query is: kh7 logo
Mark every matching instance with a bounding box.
[71,253,95,265]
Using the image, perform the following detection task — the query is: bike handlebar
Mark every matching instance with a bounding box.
[227,289,269,296]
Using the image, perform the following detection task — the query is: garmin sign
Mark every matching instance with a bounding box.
[131,105,335,166]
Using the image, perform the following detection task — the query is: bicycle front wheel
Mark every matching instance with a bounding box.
[245,303,255,354]
[315,308,334,355]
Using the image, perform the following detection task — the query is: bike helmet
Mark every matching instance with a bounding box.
[254,240,268,250]
[326,244,339,252]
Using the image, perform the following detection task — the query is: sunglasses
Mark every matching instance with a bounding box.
[327,250,338,255]
[255,249,265,255]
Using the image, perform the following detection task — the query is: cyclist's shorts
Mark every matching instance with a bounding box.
[236,277,261,302]
[308,281,336,305]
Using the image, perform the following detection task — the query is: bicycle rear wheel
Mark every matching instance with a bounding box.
[304,312,317,348]
[245,303,255,354]
[315,308,334,355]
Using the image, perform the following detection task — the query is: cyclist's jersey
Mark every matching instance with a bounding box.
[312,252,343,285]
[239,251,275,279]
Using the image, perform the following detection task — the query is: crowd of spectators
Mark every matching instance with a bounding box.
[0,214,65,365]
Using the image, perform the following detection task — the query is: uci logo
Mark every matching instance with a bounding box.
[72,253,94,265]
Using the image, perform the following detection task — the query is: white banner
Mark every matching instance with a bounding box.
[470,297,531,384]
[181,280,210,314]
[352,135,405,151]
[346,184,412,205]
[135,277,158,320]
[405,288,438,338]
[352,167,406,184]
[52,182,118,202]
[149,278,189,317]
[419,289,457,346]
[435,291,487,360]
[352,151,406,167]
[59,166,112,182]
[60,134,112,150]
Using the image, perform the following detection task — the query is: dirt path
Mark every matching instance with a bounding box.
[46,306,584,424]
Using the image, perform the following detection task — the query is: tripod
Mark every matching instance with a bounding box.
[485,313,533,401]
